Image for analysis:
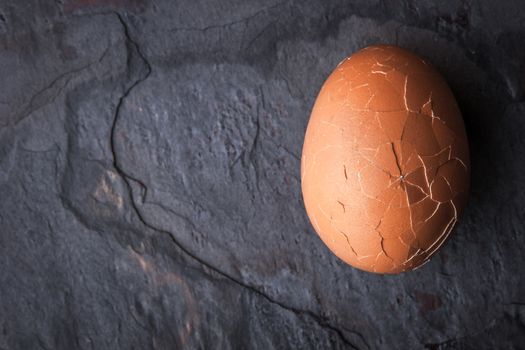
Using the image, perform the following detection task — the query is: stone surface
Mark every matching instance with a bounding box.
[0,0,524,349]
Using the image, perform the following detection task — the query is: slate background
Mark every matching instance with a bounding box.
[1,1,524,349]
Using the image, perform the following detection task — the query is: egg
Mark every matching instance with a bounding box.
[301,45,470,274]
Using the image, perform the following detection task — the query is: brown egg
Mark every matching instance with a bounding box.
[301,45,470,274]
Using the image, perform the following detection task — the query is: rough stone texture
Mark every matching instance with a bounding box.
[0,0,524,349]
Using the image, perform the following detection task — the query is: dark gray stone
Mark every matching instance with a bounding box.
[0,0,524,349]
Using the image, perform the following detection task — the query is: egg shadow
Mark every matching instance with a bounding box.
[377,30,525,347]
[395,31,523,273]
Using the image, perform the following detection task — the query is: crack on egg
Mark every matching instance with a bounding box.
[336,200,346,213]
[336,229,358,257]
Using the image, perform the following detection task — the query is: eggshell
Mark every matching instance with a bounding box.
[301,45,470,274]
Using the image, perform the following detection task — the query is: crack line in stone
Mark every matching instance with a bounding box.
[108,13,358,347]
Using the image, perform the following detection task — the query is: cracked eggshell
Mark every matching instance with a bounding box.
[301,45,470,274]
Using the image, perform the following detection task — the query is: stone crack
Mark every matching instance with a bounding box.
[108,11,360,349]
